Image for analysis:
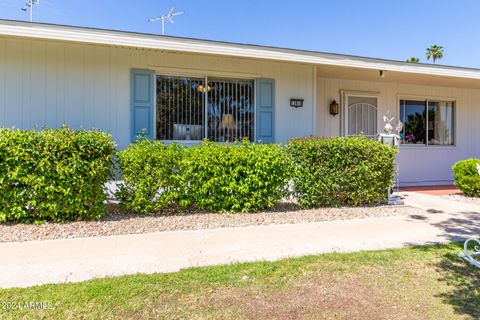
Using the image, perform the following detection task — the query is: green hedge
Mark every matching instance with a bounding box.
[286,136,396,207]
[452,158,480,197]
[116,140,291,213]
[116,140,184,213]
[0,127,115,223]
[0,128,401,222]
[177,141,290,212]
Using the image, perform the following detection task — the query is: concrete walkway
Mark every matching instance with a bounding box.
[1,191,480,289]
[402,191,480,213]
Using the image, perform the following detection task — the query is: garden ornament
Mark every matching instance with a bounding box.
[458,164,480,269]
[379,116,402,147]
[459,238,480,269]
[382,116,394,134]
[378,115,403,205]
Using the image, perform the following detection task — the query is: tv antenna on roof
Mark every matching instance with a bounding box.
[148,7,185,36]
[21,0,40,22]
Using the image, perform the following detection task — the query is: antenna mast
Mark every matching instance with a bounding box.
[148,7,185,35]
[21,0,40,22]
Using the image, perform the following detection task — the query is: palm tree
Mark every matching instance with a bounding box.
[406,57,420,63]
[426,45,444,64]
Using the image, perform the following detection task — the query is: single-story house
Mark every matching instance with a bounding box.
[0,19,479,186]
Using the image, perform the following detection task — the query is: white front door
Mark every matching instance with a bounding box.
[342,93,378,138]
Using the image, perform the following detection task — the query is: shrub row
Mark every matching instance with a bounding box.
[118,136,397,213]
[452,158,480,197]
[0,127,115,223]
[0,127,398,222]
[116,140,290,213]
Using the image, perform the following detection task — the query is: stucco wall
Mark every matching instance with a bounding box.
[317,76,480,185]
[0,37,316,148]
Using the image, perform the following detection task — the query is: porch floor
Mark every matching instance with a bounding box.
[400,185,461,196]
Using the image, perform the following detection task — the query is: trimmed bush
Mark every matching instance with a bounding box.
[116,140,184,213]
[177,140,291,213]
[0,127,115,223]
[452,158,480,197]
[116,140,291,213]
[286,136,396,208]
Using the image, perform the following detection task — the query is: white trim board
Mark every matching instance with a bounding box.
[149,65,261,79]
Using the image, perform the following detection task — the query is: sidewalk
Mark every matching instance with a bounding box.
[1,192,479,289]
[401,190,480,213]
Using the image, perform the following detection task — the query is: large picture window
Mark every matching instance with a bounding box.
[156,75,255,142]
[399,99,454,145]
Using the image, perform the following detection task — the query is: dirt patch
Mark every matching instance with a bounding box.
[170,263,448,319]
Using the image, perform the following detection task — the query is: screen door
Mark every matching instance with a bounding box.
[345,95,378,137]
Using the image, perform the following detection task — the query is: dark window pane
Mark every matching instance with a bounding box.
[156,75,205,140]
[207,78,255,142]
[400,100,426,144]
[428,101,454,145]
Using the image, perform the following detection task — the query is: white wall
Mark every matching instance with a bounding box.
[0,37,316,148]
[317,77,480,185]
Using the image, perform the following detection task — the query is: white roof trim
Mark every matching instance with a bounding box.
[1,19,480,80]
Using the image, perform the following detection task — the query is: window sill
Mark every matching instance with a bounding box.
[161,140,203,146]
[399,144,457,150]
[160,140,253,146]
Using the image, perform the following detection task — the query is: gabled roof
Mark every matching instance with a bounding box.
[1,19,480,80]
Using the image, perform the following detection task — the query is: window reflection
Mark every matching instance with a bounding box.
[400,100,426,144]
[399,99,454,146]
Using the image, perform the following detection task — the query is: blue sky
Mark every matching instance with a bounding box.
[1,0,478,68]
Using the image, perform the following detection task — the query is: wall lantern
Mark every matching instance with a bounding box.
[290,98,304,108]
[330,100,340,116]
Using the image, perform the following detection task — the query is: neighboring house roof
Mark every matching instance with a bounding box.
[1,19,480,81]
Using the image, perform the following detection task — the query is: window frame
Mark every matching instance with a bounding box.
[152,68,257,144]
[397,94,457,148]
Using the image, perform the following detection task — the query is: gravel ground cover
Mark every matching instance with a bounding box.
[443,194,480,206]
[0,203,422,243]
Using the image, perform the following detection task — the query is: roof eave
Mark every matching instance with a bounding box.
[1,19,480,80]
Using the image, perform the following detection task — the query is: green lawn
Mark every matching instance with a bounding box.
[0,243,479,319]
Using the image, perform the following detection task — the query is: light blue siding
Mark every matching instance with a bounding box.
[0,37,316,149]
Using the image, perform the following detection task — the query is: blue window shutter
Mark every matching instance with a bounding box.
[131,69,155,141]
[256,78,275,143]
